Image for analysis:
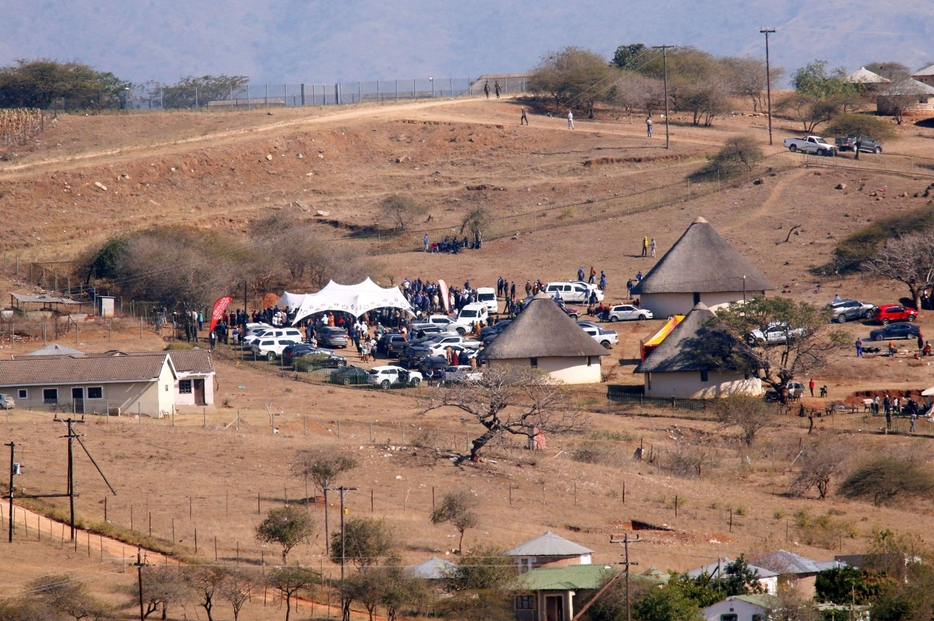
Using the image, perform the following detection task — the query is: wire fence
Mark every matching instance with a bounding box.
[130,77,527,111]
[800,150,934,178]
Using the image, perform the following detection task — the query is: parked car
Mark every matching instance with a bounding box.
[475,287,499,314]
[828,298,875,323]
[441,365,483,384]
[252,338,299,360]
[869,323,921,341]
[0,394,14,410]
[242,326,302,348]
[581,326,618,349]
[872,304,917,325]
[317,326,350,348]
[480,319,512,340]
[411,315,459,331]
[376,332,408,358]
[453,303,490,333]
[783,135,836,156]
[417,356,451,381]
[747,322,804,345]
[835,136,883,154]
[330,365,369,385]
[285,345,347,369]
[367,365,423,389]
[606,304,654,322]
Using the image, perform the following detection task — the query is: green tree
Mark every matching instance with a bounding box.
[792,60,854,99]
[708,135,763,178]
[379,194,428,232]
[154,75,248,109]
[443,545,517,592]
[634,585,703,621]
[0,59,131,110]
[815,567,893,605]
[459,207,490,243]
[611,44,648,71]
[679,80,730,126]
[826,114,894,159]
[839,458,934,506]
[690,296,848,402]
[266,566,319,621]
[330,517,395,569]
[255,506,316,564]
[776,93,840,132]
[430,490,479,554]
[528,46,617,116]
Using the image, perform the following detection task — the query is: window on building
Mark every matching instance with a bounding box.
[43,388,58,405]
[17,389,27,399]
[179,380,193,394]
[516,596,534,610]
[700,370,709,382]
[87,387,103,399]
[530,358,538,368]
[721,614,738,621]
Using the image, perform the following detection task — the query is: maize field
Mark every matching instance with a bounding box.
[1,108,44,147]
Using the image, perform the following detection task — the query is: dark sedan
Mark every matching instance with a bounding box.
[869,323,921,341]
[330,365,369,385]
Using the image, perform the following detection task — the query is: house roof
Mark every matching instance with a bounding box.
[846,67,890,84]
[752,550,843,575]
[879,78,934,96]
[26,343,85,356]
[478,294,607,361]
[517,565,619,591]
[163,350,215,375]
[686,558,778,580]
[913,64,934,77]
[407,556,457,580]
[632,217,774,295]
[705,595,781,611]
[504,531,594,557]
[635,303,741,374]
[0,353,174,387]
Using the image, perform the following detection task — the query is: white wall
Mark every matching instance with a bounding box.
[645,371,762,399]
[640,291,765,317]
[704,598,769,621]
[490,357,602,384]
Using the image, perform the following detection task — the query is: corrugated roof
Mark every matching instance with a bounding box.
[26,343,85,356]
[10,293,82,305]
[504,531,594,557]
[0,354,173,386]
[635,304,743,374]
[752,550,843,575]
[913,64,934,77]
[407,556,458,580]
[879,78,934,96]
[80,350,214,375]
[479,295,607,361]
[517,565,618,591]
[846,67,890,84]
[632,217,774,295]
[686,558,778,579]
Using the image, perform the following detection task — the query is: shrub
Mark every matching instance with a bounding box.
[839,458,934,505]
[832,202,934,272]
[793,510,857,548]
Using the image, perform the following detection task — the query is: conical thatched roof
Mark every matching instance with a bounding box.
[478,294,607,360]
[635,303,737,373]
[632,217,774,295]
[505,531,594,557]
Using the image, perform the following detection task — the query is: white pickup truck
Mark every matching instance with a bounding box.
[783,135,836,156]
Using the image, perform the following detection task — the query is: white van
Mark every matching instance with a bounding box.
[454,303,490,333]
[545,281,604,303]
[475,287,498,314]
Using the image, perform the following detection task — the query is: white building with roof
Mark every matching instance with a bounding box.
[504,531,593,573]
[687,558,778,595]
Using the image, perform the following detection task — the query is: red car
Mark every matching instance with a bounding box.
[873,304,918,325]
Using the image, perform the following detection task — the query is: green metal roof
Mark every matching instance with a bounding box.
[517,565,620,591]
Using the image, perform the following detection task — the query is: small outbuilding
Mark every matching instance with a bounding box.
[631,217,774,318]
[703,595,779,621]
[635,303,761,399]
[478,294,607,384]
[504,531,594,573]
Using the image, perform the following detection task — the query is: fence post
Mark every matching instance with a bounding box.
[265,84,268,108]
[395,80,398,102]
[413,79,417,100]
[376,81,380,103]
[301,84,305,106]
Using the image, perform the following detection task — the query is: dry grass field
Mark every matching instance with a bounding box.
[2,94,934,619]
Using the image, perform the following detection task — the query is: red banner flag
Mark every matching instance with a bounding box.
[209,296,234,333]
[438,279,450,314]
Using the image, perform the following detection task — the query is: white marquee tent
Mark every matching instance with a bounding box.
[290,278,414,323]
[275,291,307,310]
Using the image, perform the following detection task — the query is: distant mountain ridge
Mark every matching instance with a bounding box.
[1,1,931,84]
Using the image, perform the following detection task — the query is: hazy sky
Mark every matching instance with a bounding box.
[2,1,931,84]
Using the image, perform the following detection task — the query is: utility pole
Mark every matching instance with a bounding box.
[760,28,776,145]
[652,45,673,149]
[134,550,147,621]
[610,533,642,621]
[6,442,16,543]
[54,418,115,540]
[327,485,357,621]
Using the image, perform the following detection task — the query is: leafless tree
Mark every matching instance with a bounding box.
[713,395,776,446]
[219,569,260,621]
[379,194,427,232]
[136,565,192,619]
[292,447,357,554]
[722,56,769,111]
[422,366,588,461]
[611,72,664,119]
[27,574,109,621]
[863,229,934,310]
[789,438,850,499]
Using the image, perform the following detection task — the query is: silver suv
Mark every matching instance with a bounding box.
[828,298,874,323]
[0,394,14,410]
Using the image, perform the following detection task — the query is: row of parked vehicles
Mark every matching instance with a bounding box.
[783,135,884,157]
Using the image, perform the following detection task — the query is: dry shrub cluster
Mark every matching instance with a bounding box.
[793,509,857,549]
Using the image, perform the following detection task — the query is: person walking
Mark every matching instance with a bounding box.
[494,81,501,98]
[855,338,863,357]
[641,236,649,257]
[650,238,657,258]
[520,107,528,125]
[483,81,490,99]
[646,116,653,137]
[809,378,815,397]
[567,110,574,129]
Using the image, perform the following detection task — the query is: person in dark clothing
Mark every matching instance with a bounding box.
[494,81,501,98]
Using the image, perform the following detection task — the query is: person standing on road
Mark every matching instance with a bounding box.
[646,116,653,137]
[650,238,657,258]
[855,338,863,357]
[520,107,528,125]
[567,110,574,129]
